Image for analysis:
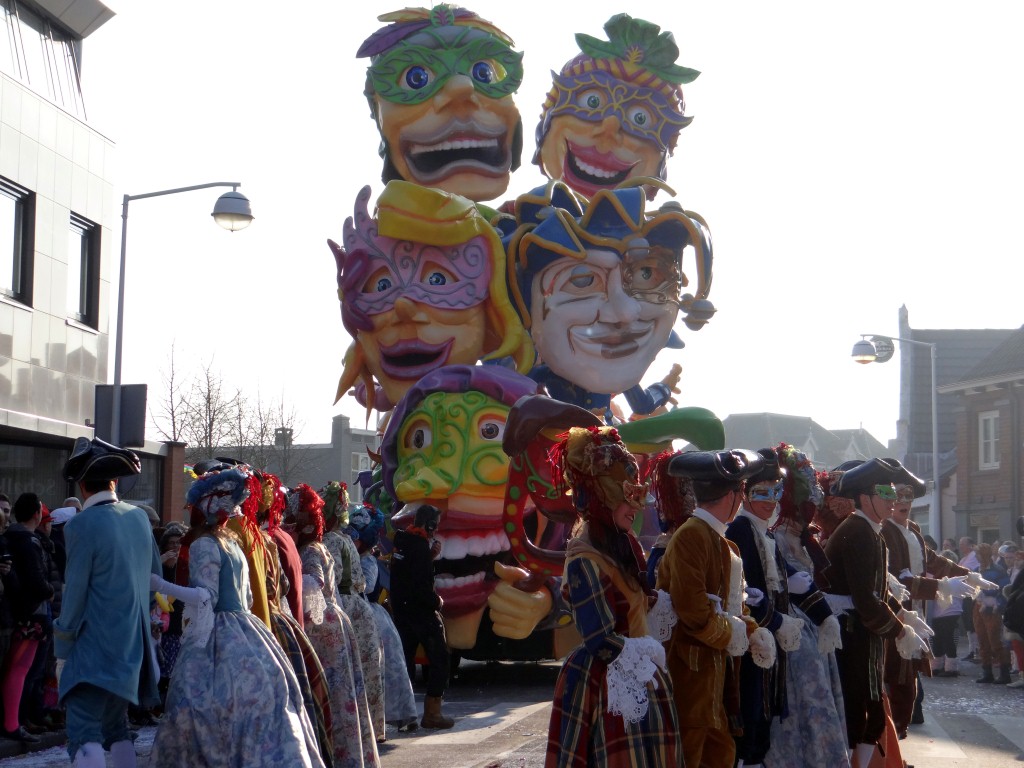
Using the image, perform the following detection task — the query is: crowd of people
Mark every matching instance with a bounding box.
[0,438,455,768]
[0,433,1022,768]
[542,431,1022,768]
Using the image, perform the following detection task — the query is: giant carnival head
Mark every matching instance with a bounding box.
[358,5,524,203]
[329,182,533,412]
[505,182,714,398]
[380,365,538,629]
[534,13,699,200]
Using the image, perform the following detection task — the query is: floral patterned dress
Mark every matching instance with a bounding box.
[361,553,418,724]
[152,534,325,768]
[301,541,381,768]
[324,530,386,738]
[769,525,851,768]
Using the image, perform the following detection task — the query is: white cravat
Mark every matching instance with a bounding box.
[738,508,782,594]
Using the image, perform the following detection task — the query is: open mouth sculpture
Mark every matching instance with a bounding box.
[378,338,453,380]
[562,141,638,197]
[403,122,510,182]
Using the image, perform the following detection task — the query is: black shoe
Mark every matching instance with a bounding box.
[911,711,925,725]
[2,726,41,743]
[962,651,976,662]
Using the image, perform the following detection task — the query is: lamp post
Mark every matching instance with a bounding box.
[852,334,940,539]
[111,182,254,445]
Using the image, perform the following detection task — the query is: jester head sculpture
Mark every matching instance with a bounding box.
[534,13,699,200]
[358,5,524,203]
[329,181,533,413]
[381,364,543,649]
[505,182,714,405]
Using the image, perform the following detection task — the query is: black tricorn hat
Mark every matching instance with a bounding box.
[192,458,233,476]
[746,447,786,487]
[668,449,764,484]
[63,437,141,484]
[891,462,927,499]
[832,458,905,500]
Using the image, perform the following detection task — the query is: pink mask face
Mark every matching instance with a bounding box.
[349,234,493,318]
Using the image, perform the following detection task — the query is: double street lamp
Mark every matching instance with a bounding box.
[110,183,254,445]
[852,335,940,539]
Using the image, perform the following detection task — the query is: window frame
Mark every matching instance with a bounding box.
[67,212,99,327]
[0,176,34,305]
[978,409,1000,470]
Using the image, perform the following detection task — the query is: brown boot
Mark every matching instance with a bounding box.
[420,695,454,729]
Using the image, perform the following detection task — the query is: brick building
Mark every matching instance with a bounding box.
[940,325,1024,544]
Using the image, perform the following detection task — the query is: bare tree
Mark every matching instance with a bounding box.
[151,348,310,479]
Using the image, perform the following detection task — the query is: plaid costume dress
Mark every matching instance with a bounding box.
[546,546,681,768]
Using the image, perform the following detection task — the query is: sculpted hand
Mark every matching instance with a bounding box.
[488,562,553,640]
[662,364,682,394]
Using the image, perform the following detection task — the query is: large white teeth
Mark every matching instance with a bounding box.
[410,137,499,155]
[435,572,486,590]
[572,154,620,179]
[435,532,510,560]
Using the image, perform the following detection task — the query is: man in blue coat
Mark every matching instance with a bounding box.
[54,438,161,768]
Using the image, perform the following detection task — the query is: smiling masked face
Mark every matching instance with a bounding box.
[369,25,523,202]
[537,70,684,199]
[529,245,681,395]
[351,234,492,406]
[391,390,511,617]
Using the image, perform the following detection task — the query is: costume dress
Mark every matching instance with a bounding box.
[324,529,385,738]
[545,531,680,768]
[770,521,851,768]
[301,540,381,768]
[822,511,903,749]
[225,516,272,628]
[361,552,418,725]
[264,534,335,767]
[880,518,967,734]
[151,535,324,768]
[657,509,744,768]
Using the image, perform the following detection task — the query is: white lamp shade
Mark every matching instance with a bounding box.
[851,338,878,364]
[211,191,254,231]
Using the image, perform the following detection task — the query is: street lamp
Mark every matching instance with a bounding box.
[851,334,940,539]
[111,182,254,445]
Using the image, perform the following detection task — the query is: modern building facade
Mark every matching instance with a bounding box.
[0,1,184,517]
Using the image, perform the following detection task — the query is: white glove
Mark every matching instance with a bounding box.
[895,624,930,660]
[787,571,814,595]
[776,613,804,652]
[726,616,749,657]
[898,609,935,639]
[824,593,854,615]
[966,571,1000,591]
[744,587,765,607]
[940,576,978,601]
[707,593,726,615]
[817,614,842,654]
[749,626,777,668]
[898,568,914,581]
[150,573,212,607]
[887,572,911,604]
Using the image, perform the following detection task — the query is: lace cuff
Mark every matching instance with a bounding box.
[303,575,327,625]
[181,587,215,648]
[726,615,749,657]
[749,626,777,669]
[776,613,804,652]
[646,590,678,642]
[606,636,664,724]
[817,614,842,654]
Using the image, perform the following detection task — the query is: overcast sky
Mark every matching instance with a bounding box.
[80,1,1024,450]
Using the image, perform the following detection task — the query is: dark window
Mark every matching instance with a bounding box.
[68,213,98,326]
[0,176,34,304]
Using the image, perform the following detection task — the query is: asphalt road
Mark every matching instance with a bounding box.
[1,657,1021,767]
